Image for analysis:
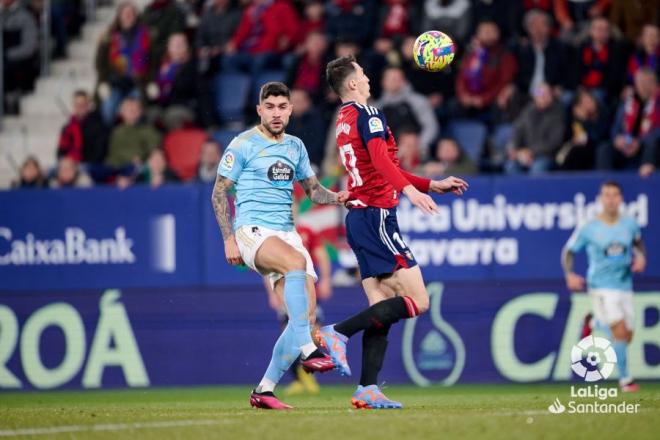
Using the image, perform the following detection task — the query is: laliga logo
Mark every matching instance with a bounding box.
[570,335,617,382]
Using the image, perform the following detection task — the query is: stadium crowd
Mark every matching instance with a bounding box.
[5,0,660,189]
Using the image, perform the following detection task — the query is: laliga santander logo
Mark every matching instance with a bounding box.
[571,335,617,382]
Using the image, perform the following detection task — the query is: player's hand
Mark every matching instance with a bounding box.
[224,236,244,266]
[403,185,439,215]
[632,254,646,273]
[336,190,351,204]
[430,176,469,196]
[565,272,585,292]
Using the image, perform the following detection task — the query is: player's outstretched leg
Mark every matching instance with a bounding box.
[250,323,298,409]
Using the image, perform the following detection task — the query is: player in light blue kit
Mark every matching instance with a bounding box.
[211,82,349,409]
[562,181,647,392]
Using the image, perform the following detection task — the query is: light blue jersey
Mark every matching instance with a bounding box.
[217,127,315,232]
[566,216,641,291]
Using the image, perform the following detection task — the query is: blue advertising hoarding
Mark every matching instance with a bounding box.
[1,174,658,290]
[0,283,658,390]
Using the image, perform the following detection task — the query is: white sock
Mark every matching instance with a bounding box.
[301,342,317,359]
[256,378,276,393]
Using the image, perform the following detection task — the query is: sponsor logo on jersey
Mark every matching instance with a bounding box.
[368,117,384,133]
[267,161,294,187]
[605,242,625,258]
[336,122,351,138]
[221,152,235,171]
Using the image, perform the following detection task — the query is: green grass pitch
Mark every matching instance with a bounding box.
[1,383,659,439]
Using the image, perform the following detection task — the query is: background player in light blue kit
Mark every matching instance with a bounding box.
[562,180,647,392]
[211,82,349,409]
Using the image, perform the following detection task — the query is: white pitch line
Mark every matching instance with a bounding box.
[0,420,222,437]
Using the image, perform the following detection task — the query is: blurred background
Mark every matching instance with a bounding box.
[0,0,658,392]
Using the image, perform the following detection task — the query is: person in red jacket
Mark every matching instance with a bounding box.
[453,21,518,123]
[222,0,301,75]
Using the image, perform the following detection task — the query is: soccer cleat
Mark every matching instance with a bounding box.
[296,365,320,393]
[317,325,351,376]
[249,390,293,410]
[620,381,640,393]
[300,351,337,374]
[351,385,403,409]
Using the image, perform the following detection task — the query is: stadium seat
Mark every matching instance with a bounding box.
[163,128,208,181]
[252,70,287,105]
[444,119,488,163]
[215,73,251,125]
[212,129,242,150]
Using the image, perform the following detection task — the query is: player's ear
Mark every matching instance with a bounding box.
[256,104,262,117]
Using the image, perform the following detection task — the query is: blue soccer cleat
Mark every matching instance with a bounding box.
[351,385,403,409]
[316,325,351,376]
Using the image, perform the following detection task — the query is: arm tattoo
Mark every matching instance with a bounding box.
[211,175,235,240]
[300,176,339,205]
[633,237,646,257]
[561,247,574,275]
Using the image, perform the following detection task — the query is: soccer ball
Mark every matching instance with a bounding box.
[413,31,455,72]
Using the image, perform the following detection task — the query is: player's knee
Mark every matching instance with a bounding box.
[412,294,429,314]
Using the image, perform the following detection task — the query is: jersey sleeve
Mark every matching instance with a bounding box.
[217,138,246,182]
[356,104,388,145]
[566,224,588,253]
[630,218,642,241]
[295,139,316,181]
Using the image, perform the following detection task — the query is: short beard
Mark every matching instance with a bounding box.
[262,120,286,137]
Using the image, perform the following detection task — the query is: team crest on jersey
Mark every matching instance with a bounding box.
[368,117,384,133]
[268,161,294,187]
[221,152,235,170]
[287,147,297,161]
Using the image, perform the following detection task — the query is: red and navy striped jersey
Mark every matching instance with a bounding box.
[335,102,401,208]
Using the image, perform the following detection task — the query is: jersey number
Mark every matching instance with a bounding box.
[339,143,363,187]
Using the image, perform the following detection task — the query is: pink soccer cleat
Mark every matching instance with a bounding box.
[249,390,293,410]
[300,352,337,374]
[620,381,640,393]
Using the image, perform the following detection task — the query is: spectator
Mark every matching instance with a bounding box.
[420,0,471,45]
[105,98,162,170]
[49,157,94,189]
[396,130,421,172]
[222,0,301,75]
[141,0,186,62]
[197,139,222,183]
[597,68,660,173]
[1,0,39,114]
[146,33,198,129]
[325,0,377,47]
[610,0,660,42]
[505,83,565,174]
[626,24,660,87]
[286,31,329,104]
[555,0,610,43]
[454,21,518,122]
[514,9,567,96]
[299,0,325,37]
[556,88,608,170]
[138,149,179,188]
[11,156,48,189]
[287,88,327,170]
[57,90,109,165]
[574,17,626,103]
[376,66,439,158]
[95,2,151,124]
[195,0,241,74]
[471,0,524,42]
[378,0,417,42]
[423,138,478,177]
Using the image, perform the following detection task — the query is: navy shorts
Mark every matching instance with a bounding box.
[345,207,417,279]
